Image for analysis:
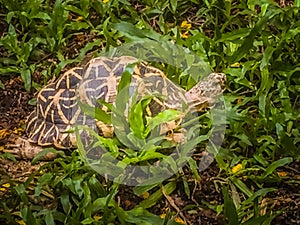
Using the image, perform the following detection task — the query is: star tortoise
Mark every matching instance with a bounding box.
[10,56,226,159]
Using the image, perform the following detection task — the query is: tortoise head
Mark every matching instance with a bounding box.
[185,73,226,111]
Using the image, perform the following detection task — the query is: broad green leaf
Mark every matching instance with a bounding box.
[115,206,127,224]
[0,67,18,73]
[28,97,37,106]
[20,67,31,92]
[278,80,292,112]
[35,173,53,196]
[233,133,252,146]
[6,11,15,23]
[128,98,152,139]
[262,157,293,178]
[116,62,136,112]
[76,39,102,61]
[260,46,275,69]
[78,101,111,124]
[280,134,298,157]
[229,9,280,63]
[113,22,148,39]
[31,148,63,164]
[133,183,158,196]
[118,62,136,92]
[243,188,276,205]
[217,28,250,42]
[80,0,91,18]
[147,109,180,132]
[223,186,239,225]
[21,11,51,20]
[0,152,17,162]
[81,218,94,224]
[88,175,107,197]
[14,184,28,204]
[122,149,165,164]
[65,5,86,17]
[0,80,4,90]
[242,213,282,225]
[31,11,51,20]
[230,177,253,197]
[258,68,272,116]
[169,0,177,13]
[126,207,163,224]
[60,193,72,214]
[92,196,113,210]
[45,211,55,225]
[138,181,176,209]
[113,21,162,41]
[21,206,37,225]
[68,22,90,30]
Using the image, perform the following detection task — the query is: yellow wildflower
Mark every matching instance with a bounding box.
[13,127,24,135]
[181,31,189,39]
[175,217,186,224]
[142,191,150,199]
[232,163,243,174]
[230,62,241,67]
[180,21,192,38]
[160,213,166,219]
[16,219,26,225]
[75,16,83,21]
[103,0,109,3]
[160,214,185,224]
[180,21,192,30]
[277,171,287,177]
[2,183,10,188]
[93,214,102,221]
[0,129,9,139]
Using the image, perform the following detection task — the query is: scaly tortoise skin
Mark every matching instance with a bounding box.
[9,56,226,159]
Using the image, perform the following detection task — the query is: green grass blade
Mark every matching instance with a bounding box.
[262,157,293,178]
[229,8,280,63]
[222,186,239,225]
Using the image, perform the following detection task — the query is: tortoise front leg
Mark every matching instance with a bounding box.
[160,120,187,144]
[5,135,56,160]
